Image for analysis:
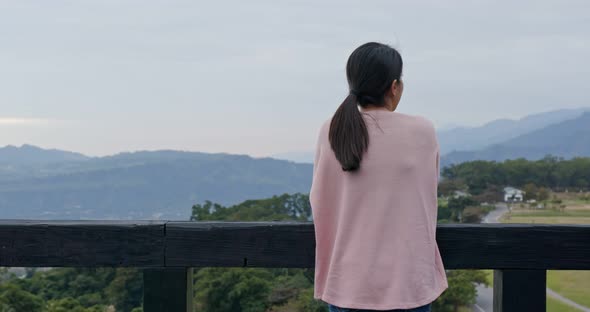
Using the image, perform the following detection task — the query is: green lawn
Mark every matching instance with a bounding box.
[547,270,590,308]
[547,297,581,312]
[509,210,590,217]
[500,209,590,224]
[482,269,493,287]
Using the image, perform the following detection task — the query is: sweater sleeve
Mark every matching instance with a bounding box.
[312,119,329,177]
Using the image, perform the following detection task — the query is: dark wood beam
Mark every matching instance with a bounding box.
[493,269,546,312]
[1,221,589,269]
[144,268,193,312]
[0,220,165,267]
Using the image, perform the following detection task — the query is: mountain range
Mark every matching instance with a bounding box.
[273,107,590,165]
[1,107,589,220]
[437,107,590,155]
[441,111,590,167]
[0,149,312,220]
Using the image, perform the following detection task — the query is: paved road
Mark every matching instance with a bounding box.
[481,203,509,224]
[471,203,508,312]
[473,284,492,312]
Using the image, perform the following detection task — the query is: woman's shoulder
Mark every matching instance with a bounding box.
[314,117,332,145]
[392,111,436,130]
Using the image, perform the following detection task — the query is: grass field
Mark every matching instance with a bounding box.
[500,206,590,224]
[497,193,590,311]
[483,269,493,287]
[547,297,582,312]
[547,270,590,308]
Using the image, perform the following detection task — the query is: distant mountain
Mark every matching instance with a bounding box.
[3,107,590,220]
[437,107,590,154]
[272,107,590,162]
[0,144,89,165]
[442,112,590,167]
[0,149,312,220]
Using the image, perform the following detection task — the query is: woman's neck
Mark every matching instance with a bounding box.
[360,105,394,113]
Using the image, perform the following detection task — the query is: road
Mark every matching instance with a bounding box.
[472,203,508,312]
[481,203,509,224]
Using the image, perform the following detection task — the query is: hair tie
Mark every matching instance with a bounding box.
[350,89,377,104]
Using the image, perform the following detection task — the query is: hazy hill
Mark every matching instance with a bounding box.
[0,149,312,220]
[274,108,590,163]
[3,107,590,219]
[437,107,589,154]
[442,112,590,166]
[0,144,89,165]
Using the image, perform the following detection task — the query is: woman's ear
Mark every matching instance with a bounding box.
[391,79,400,97]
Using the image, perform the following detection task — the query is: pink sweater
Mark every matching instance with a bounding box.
[310,109,448,310]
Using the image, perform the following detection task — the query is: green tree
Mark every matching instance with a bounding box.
[522,183,538,200]
[191,193,311,222]
[0,284,44,312]
[105,268,143,312]
[433,270,489,312]
[46,297,105,312]
[438,179,467,198]
[442,157,590,192]
[472,184,503,203]
[447,197,478,222]
[194,268,272,312]
[538,187,550,201]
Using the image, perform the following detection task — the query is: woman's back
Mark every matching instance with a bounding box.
[310,109,448,310]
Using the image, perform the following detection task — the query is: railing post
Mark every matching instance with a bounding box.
[493,269,546,312]
[144,268,193,312]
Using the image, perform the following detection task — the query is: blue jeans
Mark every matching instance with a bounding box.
[328,302,431,312]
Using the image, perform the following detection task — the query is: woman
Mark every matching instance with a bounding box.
[309,42,448,312]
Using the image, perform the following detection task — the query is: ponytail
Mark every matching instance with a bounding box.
[329,42,402,172]
[328,92,369,172]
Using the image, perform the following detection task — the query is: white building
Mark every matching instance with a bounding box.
[504,186,525,202]
[453,190,470,198]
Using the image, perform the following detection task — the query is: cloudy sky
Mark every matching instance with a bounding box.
[1,0,589,157]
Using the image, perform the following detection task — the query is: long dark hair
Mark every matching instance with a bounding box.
[329,42,403,171]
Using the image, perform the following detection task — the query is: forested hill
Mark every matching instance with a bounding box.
[0,149,312,220]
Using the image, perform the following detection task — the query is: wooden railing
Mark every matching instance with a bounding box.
[1,220,589,312]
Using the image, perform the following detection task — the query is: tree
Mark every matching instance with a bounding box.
[46,298,105,312]
[0,284,44,312]
[194,268,272,312]
[191,193,311,222]
[472,185,503,204]
[522,183,538,200]
[462,206,485,223]
[104,268,143,312]
[433,270,489,312]
[538,187,550,201]
[438,179,467,198]
[447,197,478,222]
[442,157,590,191]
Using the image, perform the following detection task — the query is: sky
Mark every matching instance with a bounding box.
[1,0,589,157]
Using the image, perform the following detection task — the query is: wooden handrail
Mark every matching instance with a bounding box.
[1,221,588,269]
[2,220,589,311]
